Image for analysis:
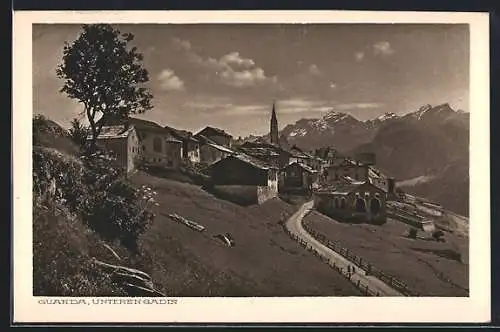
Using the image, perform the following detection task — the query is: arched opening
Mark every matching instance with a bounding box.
[334,198,339,208]
[340,197,346,209]
[355,196,367,212]
[370,198,381,215]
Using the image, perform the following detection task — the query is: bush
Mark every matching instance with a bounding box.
[33,145,156,251]
[80,181,155,250]
[33,200,127,296]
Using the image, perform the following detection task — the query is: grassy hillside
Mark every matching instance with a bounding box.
[304,211,469,296]
[128,173,362,296]
[32,115,362,297]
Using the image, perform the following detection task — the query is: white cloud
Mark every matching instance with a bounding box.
[219,52,255,69]
[354,52,365,62]
[308,64,322,76]
[157,69,185,91]
[171,38,277,88]
[219,67,269,88]
[372,41,395,56]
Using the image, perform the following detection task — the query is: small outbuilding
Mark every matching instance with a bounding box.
[313,180,387,224]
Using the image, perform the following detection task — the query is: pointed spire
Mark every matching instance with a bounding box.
[270,100,279,145]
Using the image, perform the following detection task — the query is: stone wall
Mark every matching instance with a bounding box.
[257,185,278,204]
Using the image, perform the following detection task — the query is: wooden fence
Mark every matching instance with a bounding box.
[283,225,382,296]
[299,223,419,297]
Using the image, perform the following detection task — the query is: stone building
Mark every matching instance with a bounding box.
[92,125,141,174]
[280,161,318,194]
[164,125,201,164]
[313,181,387,224]
[195,126,233,148]
[196,135,235,165]
[207,153,279,204]
[98,117,184,169]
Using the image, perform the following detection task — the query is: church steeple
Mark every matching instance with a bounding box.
[270,100,279,145]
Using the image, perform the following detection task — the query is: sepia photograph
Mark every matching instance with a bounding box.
[13,10,490,323]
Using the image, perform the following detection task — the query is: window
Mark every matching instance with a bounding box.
[142,145,146,151]
[340,198,346,209]
[153,137,162,153]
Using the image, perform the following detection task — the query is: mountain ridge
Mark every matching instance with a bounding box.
[240,103,469,216]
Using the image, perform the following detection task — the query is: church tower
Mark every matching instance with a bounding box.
[270,101,279,145]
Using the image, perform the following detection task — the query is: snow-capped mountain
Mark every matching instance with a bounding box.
[240,103,469,215]
[280,111,376,152]
[274,103,468,153]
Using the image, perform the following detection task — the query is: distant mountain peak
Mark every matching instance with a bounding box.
[376,112,398,122]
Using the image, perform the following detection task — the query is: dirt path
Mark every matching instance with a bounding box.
[285,201,403,297]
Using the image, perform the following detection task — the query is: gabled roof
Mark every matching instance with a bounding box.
[232,153,277,170]
[99,116,167,134]
[206,142,235,154]
[368,166,386,179]
[316,180,383,196]
[196,126,232,138]
[285,161,317,174]
[237,146,280,158]
[164,125,199,143]
[91,125,135,140]
[209,153,277,171]
[324,158,356,168]
[165,136,183,143]
[239,141,292,156]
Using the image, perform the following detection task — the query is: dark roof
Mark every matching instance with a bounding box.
[285,162,317,173]
[316,180,382,195]
[233,153,277,169]
[326,158,359,167]
[99,116,167,134]
[240,141,292,156]
[90,125,135,140]
[210,153,276,171]
[164,125,199,142]
[196,126,232,138]
[237,147,280,158]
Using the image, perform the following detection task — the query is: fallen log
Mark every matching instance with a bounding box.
[112,271,154,290]
[91,258,152,281]
[123,283,166,297]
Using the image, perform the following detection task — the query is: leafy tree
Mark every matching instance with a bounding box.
[56,24,153,151]
[68,118,89,148]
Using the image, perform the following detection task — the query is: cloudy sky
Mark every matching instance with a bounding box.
[33,23,469,137]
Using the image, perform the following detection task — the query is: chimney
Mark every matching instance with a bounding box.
[387,177,395,194]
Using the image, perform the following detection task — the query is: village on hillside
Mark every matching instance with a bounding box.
[30,23,470,300]
[93,101,452,233]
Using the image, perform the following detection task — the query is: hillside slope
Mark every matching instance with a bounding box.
[129,172,362,296]
[32,115,362,296]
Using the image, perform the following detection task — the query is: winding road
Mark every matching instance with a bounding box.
[285,200,403,297]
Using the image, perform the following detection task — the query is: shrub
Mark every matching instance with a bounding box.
[33,200,127,296]
[80,181,155,251]
[68,118,90,149]
[33,145,156,251]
